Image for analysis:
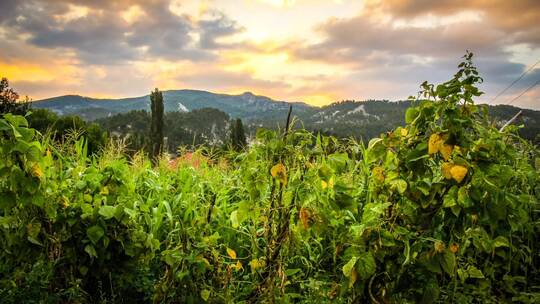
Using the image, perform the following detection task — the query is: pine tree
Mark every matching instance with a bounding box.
[150,88,164,165]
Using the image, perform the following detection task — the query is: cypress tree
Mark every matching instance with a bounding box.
[150,88,164,165]
[230,118,247,151]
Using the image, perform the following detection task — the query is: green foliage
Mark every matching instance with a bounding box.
[0,53,538,303]
[0,78,29,115]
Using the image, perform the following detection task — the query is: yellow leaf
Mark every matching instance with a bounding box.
[31,163,43,179]
[299,207,310,229]
[235,260,243,271]
[441,162,453,179]
[372,166,385,183]
[400,128,408,137]
[270,163,287,185]
[450,165,468,183]
[440,144,453,161]
[61,196,69,209]
[349,268,358,288]
[428,133,443,155]
[434,241,445,253]
[226,247,237,259]
[250,258,266,271]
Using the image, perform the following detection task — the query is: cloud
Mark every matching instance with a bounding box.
[0,0,246,64]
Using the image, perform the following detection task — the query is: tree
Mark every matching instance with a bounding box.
[0,77,29,115]
[150,88,164,164]
[230,118,247,151]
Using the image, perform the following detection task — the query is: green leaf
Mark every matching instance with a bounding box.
[405,107,419,124]
[99,205,117,220]
[493,236,510,248]
[87,225,104,245]
[85,244,97,258]
[440,250,455,276]
[356,252,376,279]
[390,179,408,194]
[230,210,239,228]
[467,265,484,279]
[342,256,358,277]
[201,289,210,301]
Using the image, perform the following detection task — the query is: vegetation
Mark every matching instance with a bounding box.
[0,78,29,115]
[0,54,539,303]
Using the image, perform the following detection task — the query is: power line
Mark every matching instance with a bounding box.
[506,78,540,105]
[491,58,540,103]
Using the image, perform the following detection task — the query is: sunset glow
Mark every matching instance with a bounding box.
[0,0,539,108]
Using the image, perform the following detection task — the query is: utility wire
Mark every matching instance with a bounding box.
[491,58,540,103]
[506,78,540,105]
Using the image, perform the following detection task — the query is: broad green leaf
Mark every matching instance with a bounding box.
[467,266,484,279]
[85,244,97,258]
[201,289,210,301]
[390,179,408,194]
[342,256,357,277]
[356,252,376,279]
[87,225,104,245]
[493,236,509,248]
[440,250,455,276]
[230,210,239,228]
[405,107,419,123]
[99,205,117,220]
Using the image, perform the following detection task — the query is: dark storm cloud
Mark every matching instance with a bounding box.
[0,0,245,64]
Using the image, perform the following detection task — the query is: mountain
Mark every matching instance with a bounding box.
[32,91,539,144]
[32,90,315,121]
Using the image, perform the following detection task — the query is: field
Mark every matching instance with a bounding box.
[1,55,539,303]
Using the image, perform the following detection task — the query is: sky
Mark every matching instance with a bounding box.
[0,0,539,109]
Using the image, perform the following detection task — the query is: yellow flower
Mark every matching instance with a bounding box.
[450,165,468,183]
[440,144,453,161]
[328,177,334,189]
[226,247,237,259]
[321,180,328,189]
[234,260,243,271]
[441,162,453,179]
[270,163,287,185]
